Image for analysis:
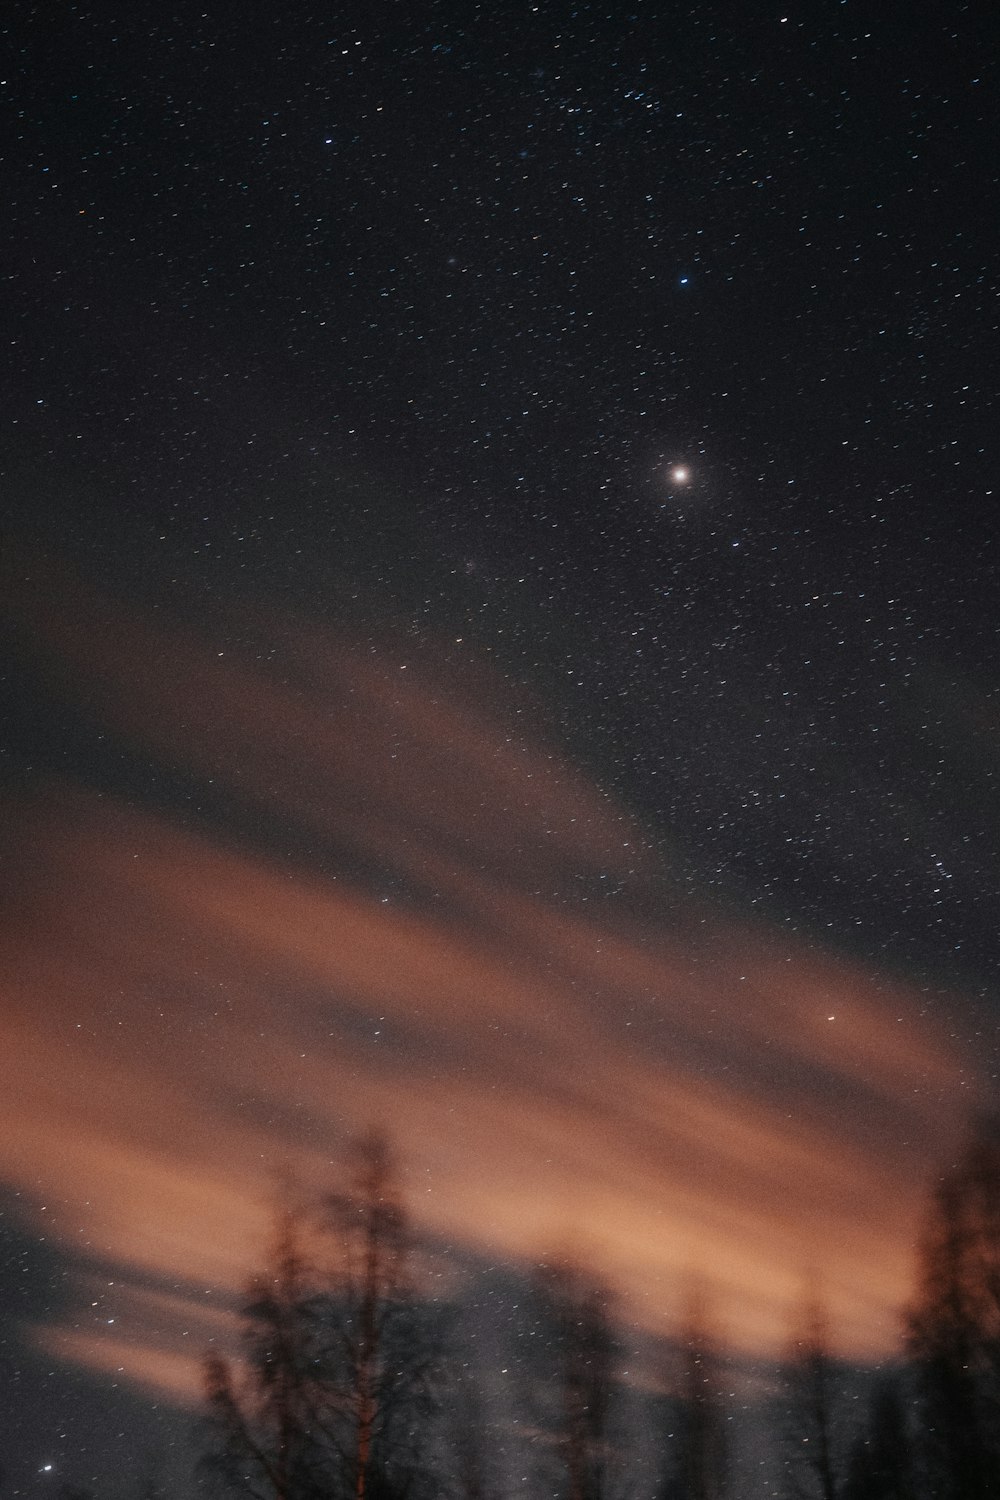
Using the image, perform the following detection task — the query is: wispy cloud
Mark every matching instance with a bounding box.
[0,558,978,1397]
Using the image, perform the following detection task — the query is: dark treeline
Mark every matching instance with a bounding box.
[7,1125,997,1500]
[194,1120,1000,1500]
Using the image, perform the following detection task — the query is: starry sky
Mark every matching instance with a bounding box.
[2,1,999,1494]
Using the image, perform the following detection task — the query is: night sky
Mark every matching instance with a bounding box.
[2,2,999,1495]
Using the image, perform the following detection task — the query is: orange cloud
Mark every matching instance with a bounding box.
[0,560,981,1399]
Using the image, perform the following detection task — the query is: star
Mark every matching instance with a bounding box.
[671,466,690,484]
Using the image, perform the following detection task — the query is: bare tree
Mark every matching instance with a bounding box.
[202,1208,326,1500]
[661,1287,728,1500]
[448,1364,494,1500]
[782,1288,840,1500]
[320,1130,440,1500]
[906,1121,1000,1498]
[202,1134,441,1500]
[841,1374,915,1500]
[531,1260,617,1500]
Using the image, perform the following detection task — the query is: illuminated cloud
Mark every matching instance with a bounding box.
[0,558,981,1396]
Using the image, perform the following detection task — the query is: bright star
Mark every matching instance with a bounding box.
[671,466,690,484]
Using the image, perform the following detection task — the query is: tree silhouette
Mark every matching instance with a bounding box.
[841,1374,915,1500]
[782,1289,840,1500]
[320,1130,440,1500]
[531,1260,617,1500]
[906,1121,1000,1498]
[447,1364,495,1500]
[202,1208,327,1500]
[661,1288,728,1500]
[202,1134,441,1500]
